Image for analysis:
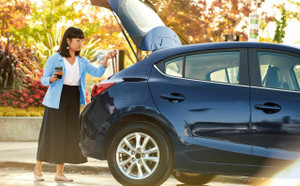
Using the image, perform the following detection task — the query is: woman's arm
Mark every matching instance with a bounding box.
[85,51,117,77]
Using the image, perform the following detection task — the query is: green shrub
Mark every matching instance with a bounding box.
[0,107,14,113]
[15,110,30,117]
[4,111,16,117]
[29,111,41,117]
[0,106,44,117]
[39,109,44,116]
[27,107,38,111]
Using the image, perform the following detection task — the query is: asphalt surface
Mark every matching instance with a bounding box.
[0,142,298,185]
[0,168,256,186]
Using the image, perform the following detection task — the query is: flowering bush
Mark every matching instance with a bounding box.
[86,90,91,105]
[0,35,41,90]
[0,74,47,108]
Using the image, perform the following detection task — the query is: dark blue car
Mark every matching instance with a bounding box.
[80,0,300,185]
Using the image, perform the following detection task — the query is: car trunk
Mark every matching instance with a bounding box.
[90,0,182,51]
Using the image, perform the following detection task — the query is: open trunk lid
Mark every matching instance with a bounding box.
[90,0,182,51]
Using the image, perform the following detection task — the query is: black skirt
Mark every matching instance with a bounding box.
[36,85,87,164]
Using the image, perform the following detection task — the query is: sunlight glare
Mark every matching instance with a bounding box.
[262,159,300,186]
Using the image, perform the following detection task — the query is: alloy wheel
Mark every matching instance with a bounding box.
[116,132,160,180]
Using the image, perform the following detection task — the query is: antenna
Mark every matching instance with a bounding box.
[112,11,140,62]
[177,33,189,44]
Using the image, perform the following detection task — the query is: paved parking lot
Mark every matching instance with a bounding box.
[0,168,256,186]
[1,142,299,186]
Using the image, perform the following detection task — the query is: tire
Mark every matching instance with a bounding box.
[107,122,173,186]
[172,171,215,185]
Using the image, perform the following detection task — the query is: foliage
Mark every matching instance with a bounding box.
[0,106,44,117]
[287,0,300,21]
[150,0,264,43]
[0,0,32,36]
[273,4,287,43]
[86,90,91,105]
[0,35,41,90]
[29,111,42,117]
[0,75,48,108]
[1,0,142,65]
[12,0,75,48]
[15,110,30,117]
[8,0,132,65]
[4,111,16,117]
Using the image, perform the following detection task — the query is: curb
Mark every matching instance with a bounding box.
[0,162,109,174]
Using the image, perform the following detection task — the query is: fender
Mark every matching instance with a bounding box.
[98,105,185,160]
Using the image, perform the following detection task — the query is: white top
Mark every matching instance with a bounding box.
[63,57,81,86]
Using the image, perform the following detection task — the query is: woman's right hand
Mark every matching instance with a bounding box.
[50,74,59,83]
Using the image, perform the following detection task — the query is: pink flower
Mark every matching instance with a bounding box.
[33,94,40,99]
[13,101,18,107]
[29,98,34,103]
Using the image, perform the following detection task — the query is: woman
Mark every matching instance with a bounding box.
[34,26,117,182]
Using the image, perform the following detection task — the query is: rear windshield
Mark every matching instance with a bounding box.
[118,0,165,36]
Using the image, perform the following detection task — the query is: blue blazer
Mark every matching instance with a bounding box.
[41,52,106,109]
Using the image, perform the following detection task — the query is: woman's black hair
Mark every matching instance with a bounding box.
[57,26,84,57]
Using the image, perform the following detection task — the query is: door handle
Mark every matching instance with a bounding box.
[254,102,281,114]
[160,93,185,103]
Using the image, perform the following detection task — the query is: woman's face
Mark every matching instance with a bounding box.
[68,38,83,52]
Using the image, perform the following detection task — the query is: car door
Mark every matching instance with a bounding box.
[249,49,300,166]
[148,49,253,164]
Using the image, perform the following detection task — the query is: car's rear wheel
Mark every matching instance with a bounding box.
[172,171,215,185]
[107,122,173,186]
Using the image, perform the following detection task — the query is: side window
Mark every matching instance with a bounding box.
[294,66,300,88]
[210,67,239,83]
[164,57,183,77]
[185,52,240,84]
[258,52,300,91]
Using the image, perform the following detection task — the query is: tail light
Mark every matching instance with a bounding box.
[91,82,116,98]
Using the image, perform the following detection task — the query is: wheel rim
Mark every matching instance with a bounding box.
[116,132,160,180]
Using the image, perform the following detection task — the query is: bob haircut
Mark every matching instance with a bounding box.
[57,26,84,58]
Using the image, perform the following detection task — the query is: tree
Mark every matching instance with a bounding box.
[150,0,261,43]
[273,4,287,43]
[287,0,300,21]
[7,0,128,65]
[0,0,31,36]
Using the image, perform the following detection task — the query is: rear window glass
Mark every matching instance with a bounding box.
[210,67,239,83]
[164,57,183,78]
[185,52,240,84]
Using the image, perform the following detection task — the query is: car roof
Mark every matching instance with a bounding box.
[111,42,300,80]
[144,42,300,65]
